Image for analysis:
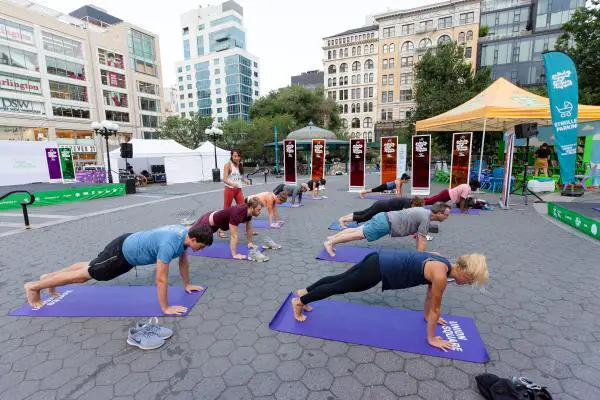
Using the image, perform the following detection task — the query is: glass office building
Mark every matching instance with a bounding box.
[225,55,253,120]
[477,0,586,86]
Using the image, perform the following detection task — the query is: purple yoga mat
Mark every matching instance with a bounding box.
[316,246,376,263]
[9,285,205,317]
[304,196,327,200]
[328,221,360,231]
[278,202,304,208]
[424,205,480,215]
[360,195,395,201]
[593,207,600,212]
[189,242,263,259]
[270,293,489,363]
[252,220,281,229]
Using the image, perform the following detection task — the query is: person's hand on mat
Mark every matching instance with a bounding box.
[233,254,247,260]
[428,336,455,352]
[163,305,188,315]
[184,284,205,293]
[437,317,447,326]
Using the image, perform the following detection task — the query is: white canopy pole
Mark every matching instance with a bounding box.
[478,118,487,181]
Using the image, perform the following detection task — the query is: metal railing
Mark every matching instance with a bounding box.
[0,191,35,229]
[246,167,270,185]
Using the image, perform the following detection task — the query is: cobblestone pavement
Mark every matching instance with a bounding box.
[0,174,598,400]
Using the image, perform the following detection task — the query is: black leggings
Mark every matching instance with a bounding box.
[370,183,389,193]
[353,200,393,223]
[301,253,382,304]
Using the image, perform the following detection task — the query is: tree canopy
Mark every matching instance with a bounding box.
[155,114,212,149]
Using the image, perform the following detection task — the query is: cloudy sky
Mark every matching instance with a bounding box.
[38,0,440,94]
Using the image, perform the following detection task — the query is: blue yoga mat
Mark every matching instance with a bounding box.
[316,246,376,263]
[328,221,360,231]
[304,196,328,200]
[361,195,395,201]
[278,202,303,208]
[9,285,205,317]
[252,220,281,229]
[424,206,480,215]
[270,293,489,363]
[189,242,263,259]
[593,207,600,212]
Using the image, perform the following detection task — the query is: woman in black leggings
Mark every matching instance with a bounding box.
[338,196,424,228]
[292,250,489,352]
[359,173,410,198]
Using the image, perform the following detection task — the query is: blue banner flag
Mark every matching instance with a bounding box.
[543,51,578,185]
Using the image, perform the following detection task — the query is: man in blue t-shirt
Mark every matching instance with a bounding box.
[24,225,214,315]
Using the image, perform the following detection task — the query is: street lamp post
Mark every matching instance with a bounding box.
[91,120,119,184]
[205,125,223,182]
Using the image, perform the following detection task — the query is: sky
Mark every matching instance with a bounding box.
[38,0,441,94]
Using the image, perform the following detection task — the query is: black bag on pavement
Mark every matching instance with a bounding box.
[476,374,553,400]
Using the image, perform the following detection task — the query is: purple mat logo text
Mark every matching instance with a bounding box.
[40,290,73,308]
[442,321,468,352]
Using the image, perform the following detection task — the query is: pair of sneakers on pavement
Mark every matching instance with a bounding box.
[248,238,282,262]
[127,317,173,350]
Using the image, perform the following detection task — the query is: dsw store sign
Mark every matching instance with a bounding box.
[0,97,45,115]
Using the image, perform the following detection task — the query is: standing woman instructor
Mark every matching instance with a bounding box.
[223,149,249,209]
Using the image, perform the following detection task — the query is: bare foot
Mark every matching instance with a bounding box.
[324,241,336,257]
[338,217,347,229]
[24,283,43,310]
[295,289,313,311]
[291,297,307,322]
[40,274,59,297]
[359,191,366,198]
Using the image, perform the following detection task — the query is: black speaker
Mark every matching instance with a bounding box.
[514,123,539,139]
[120,142,133,158]
[124,178,136,194]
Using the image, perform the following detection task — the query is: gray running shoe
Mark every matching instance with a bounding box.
[136,317,173,339]
[263,238,282,250]
[127,326,165,350]
[248,248,269,262]
[426,234,433,241]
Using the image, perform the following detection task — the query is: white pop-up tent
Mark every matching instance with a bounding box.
[195,141,230,180]
[108,139,203,185]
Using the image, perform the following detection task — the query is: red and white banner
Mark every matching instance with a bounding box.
[380,136,398,185]
[449,132,473,189]
[411,134,431,195]
[311,139,326,181]
[284,139,297,184]
[349,138,365,191]
[500,131,515,209]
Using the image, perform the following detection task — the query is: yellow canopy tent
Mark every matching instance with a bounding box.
[415,77,600,178]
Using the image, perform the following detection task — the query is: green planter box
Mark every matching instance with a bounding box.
[548,202,600,240]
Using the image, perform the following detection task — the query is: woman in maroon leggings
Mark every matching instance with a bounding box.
[425,180,479,211]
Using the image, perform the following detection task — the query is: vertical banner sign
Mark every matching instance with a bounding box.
[411,135,431,196]
[500,131,515,209]
[349,138,366,191]
[449,132,473,189]
[397,144,407,178]
[543,51,578,186]
[311,139,326,181]
[380,136,398,184]
[45,147,62,181]
[58,146,75,182]
[284,139,297,184]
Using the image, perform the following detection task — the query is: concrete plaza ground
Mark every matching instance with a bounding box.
[0,174,599,400]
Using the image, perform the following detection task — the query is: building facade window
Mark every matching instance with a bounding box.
[52,104,90,119]
[210,27,246,52]
[0,44,38,71]
[400,89,412,101]
[382,75,387,85]
[388,74,394,85]
[42,31,83,58]
[128,29,157,76]
[466,30,473,41]
[98,48,124,69]
[388,58,394,68]
[340,63,347,72]
[419,38,432,49]
[400,73,412,85]
[401,41,413,52]
[103,90,128,107]
[365,59,374,70]
[46,56,85,80]
[0,18,35,45]
[105,110,130,122]
[183,39,190,60]
[438,16,452,29]
[352,61,361,71]
[363,117,372,128]
[401,56,413,67]
[401,24,414,35]
[465,46,473,58]
[140,97,160,112]
[100,70,126,88]
[138,81,158,95]
[328,64,336,74]
[458,32,466,44]
[382,26,395,38]
[437,35,452,45]
[142,114,160,128]
[460,12,474,24]
[351,118,360,128]
[197,35,205,56]
[49,81,88,102]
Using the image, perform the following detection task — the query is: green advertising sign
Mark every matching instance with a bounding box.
[548,202,599,240]
[0,184,125,210]
[58,147,75,180]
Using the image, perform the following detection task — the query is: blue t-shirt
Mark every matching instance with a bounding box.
[385,181,397,190]
[378,250,452,291]
[122,225,187,266]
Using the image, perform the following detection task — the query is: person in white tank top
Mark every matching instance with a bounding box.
[223,149,249,209]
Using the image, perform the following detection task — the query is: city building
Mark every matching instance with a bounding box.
[323,25,379,142]
[174,0,260,122]
[0,0,165,169]
[163,85,180,118]
[477,0,586,87]
[373,0,480,138]
[291,70,324,91]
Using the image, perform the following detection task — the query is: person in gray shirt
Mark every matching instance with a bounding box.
[323,202,451,257]
[274,183,309,206]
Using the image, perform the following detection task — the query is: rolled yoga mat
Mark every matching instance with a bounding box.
[270,293,489,363]
[328,221,360,231]
[316,246,376,263]
[9,285,206,317]
[189,242,264,259]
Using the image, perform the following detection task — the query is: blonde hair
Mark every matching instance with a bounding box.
[456,253,489,286]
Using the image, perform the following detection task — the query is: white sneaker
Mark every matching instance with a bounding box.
[426,234,433,241]
[248,249,269,262]
[263,239,282,250]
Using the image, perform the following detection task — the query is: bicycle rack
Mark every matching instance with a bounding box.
[0,190,35,229]
[246,167,270,185]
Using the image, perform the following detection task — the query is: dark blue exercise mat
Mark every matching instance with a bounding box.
[9,285,206,317]
[270,293,490,363]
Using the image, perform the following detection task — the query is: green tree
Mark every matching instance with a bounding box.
[408,42,492,156]
[156,114,213,149]
[555,1,600,105]
[250,85,342,131]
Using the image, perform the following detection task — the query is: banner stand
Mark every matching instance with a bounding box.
[311,139,326,181]
[449,132,473,189]
[411,135,431,196]
[283,139,297,185]
[380,136,398,185]
[499,130,515,210]
[348,138,366,192]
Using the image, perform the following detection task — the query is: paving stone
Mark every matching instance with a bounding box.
[248,372,280,397]
[274,382,309,400]
[302,368,334,391]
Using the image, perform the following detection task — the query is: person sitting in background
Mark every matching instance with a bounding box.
[534,143,552,177]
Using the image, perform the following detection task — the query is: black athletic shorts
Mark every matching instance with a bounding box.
[88,233,134,281]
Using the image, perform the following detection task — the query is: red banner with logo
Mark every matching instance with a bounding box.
[349,138,365,190]
[380,136,398,184]
[311,139,326,181]
[411,135,431,195]
[284,139,296,184]
[450,132,473,189]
